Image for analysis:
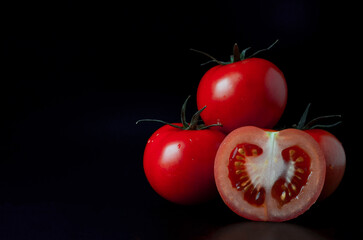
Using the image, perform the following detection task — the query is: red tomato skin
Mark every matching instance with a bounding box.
[197,58,287,133]
[304,129,346,200]
[143,124,226,205]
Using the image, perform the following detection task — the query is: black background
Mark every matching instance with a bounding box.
[1,0,360,239]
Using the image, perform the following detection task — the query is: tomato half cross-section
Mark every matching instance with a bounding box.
[214,126,326,221]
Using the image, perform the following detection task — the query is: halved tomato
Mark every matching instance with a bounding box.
[214,126,326,221]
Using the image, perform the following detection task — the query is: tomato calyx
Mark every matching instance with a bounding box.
[190,39,279,66]
[293,103,342,130]
[136,96,222,130]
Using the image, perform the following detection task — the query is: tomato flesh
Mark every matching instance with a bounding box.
[228,143,265,206]
[272,146,311,206]
[228,143,312,208]
[215,126,325,221]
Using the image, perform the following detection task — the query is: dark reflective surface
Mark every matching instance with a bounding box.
[1,0,360,239]
[205,222,329,240]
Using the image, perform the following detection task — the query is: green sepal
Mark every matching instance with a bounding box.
[181,95,190,128]
[191,39,279,66]
[294,103,342,130]
[296,103,311,129]
[248,39,279,58]
[136,96,222,130]
[240,47,252,60]
[135,119,184,130]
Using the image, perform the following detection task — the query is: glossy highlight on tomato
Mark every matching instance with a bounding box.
[214,126,326,221]
[197,58,287,133]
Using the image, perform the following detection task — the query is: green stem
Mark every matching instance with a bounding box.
[187,106,206,130]
[233,43,241,62]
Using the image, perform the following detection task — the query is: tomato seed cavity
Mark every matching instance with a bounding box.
[271,146,311,207]
[228,143,265,207]
[228,143,311,208]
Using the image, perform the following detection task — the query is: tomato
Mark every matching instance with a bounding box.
[140,97,226,205]
[143,123,225,205]
[214,126,326,221]
[197,58,287,133]
[304,129,346,200]
[293,103,346,200]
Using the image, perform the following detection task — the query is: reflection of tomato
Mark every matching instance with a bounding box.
[143,123,225,205]
[214,126,325,221]
[197,58,287,133]
[208,222,326,240]
[304,129,346,200]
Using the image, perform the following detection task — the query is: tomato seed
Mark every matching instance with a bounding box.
[236,155,244,160]
[281,191,286,201]
[238,148,245,155]
[244,184,252,191]
[289,149,295,158]
[236,170,243,175]
[240,175,248,180]
[241,180,251,187]
[234,161,243,167]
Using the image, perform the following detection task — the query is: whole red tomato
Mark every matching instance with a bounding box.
[304,129,345,200]
[139,97,226,205]
[196,43,287,133]
[294,104,346,200]
[143,123,225,205]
